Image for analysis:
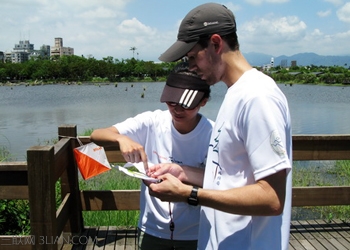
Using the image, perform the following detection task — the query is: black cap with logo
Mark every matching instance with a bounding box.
[159,3,237,62]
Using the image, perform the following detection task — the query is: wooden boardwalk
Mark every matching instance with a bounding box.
[63,219,350,250]
[289,219,350,250]
[64,227,137,250]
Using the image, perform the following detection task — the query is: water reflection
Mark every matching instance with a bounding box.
[1,82,350,160]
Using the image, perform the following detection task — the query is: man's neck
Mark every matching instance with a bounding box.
[222,50,253,88]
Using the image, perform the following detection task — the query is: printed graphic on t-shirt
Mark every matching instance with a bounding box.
[270,130,286,157]
[209,123,224,186]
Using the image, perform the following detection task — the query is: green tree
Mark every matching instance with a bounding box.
[130,47,137,58]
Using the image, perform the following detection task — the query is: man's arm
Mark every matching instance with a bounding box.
[149,169,286,216]
[91,126,148,168]
[148,163,205,187]
[90,126,121,146]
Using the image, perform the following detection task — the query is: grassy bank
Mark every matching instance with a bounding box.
[79,167,141,227]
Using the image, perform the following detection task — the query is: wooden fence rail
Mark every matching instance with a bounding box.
[0,124,350,249]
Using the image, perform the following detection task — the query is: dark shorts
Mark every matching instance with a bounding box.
[137,228,197,250]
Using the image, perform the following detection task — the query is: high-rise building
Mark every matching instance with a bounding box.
[40,45,51,58]
[280,59,288,68]
[11,40,34,63]
[50,38,74,57]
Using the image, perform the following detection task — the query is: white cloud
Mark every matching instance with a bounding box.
[78,7,119,19]
[241,15,307,42]
[311,29,324,36]
[305,29,350,55]
[337,2,350,22]
[117,18,156,35]
[239,15,308,55]
[317,9,332,17]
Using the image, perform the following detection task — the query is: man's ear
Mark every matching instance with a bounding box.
[210,34,223,53]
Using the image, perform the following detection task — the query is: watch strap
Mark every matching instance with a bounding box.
[187,186,199,206]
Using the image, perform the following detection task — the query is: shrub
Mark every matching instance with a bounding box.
[0,200,30,235]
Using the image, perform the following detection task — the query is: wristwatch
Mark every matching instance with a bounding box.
[187,186,199,206]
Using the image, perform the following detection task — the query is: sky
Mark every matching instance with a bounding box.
[1,0,350,62]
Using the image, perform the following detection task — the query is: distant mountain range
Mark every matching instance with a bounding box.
[243,52,350,67]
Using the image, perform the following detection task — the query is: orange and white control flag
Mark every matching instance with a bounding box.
[73,142,111,180]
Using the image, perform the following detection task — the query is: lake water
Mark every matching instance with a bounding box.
[1,82,350,160]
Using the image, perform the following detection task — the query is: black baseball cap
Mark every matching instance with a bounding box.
[159,3,237,62]
[160,71,209,109]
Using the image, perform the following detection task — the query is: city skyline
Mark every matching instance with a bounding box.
[1,0,350,61]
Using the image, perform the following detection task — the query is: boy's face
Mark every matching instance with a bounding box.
[166,99,205,127]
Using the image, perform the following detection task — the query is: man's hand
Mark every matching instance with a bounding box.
[117,135,148,170]
[147,163,183,178]
[148,173,191,202]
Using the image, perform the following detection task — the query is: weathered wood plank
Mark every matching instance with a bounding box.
[83,227,96,250]
[295,220,328,250]
[305,220,343,250]
[292,186,350,206]
[116,229,137,250]
[80,190,140,211]
[328,219,350,244]
[27,145,58,250]
[0,186,28,199]
[56,193,72,235]
[104,226,117,249]
[54,137,73,181]
[95,226,108,249]
[292,135,350,160]
[290,221,317,250]
[313,219,349,250]
[0,162,28,186]
[0,161,27,170]
[58,124,85,237]
[67,226,92,250]
[289,225,306,250]
[0,236,32,250]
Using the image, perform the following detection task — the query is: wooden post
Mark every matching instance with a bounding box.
[58,125,84,239]
[27,145,57,250]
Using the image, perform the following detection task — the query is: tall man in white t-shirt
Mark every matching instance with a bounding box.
[147,3,292,250]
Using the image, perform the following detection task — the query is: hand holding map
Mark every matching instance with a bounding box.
[112,162,160,182]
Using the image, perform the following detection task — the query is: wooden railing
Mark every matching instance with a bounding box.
[0,124,350,250]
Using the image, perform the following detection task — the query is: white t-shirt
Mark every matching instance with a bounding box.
[115,109,214,240]
[198,69,292,250]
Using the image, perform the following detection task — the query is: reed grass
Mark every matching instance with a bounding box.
[292,160,350,222]
[79,165,141,227]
